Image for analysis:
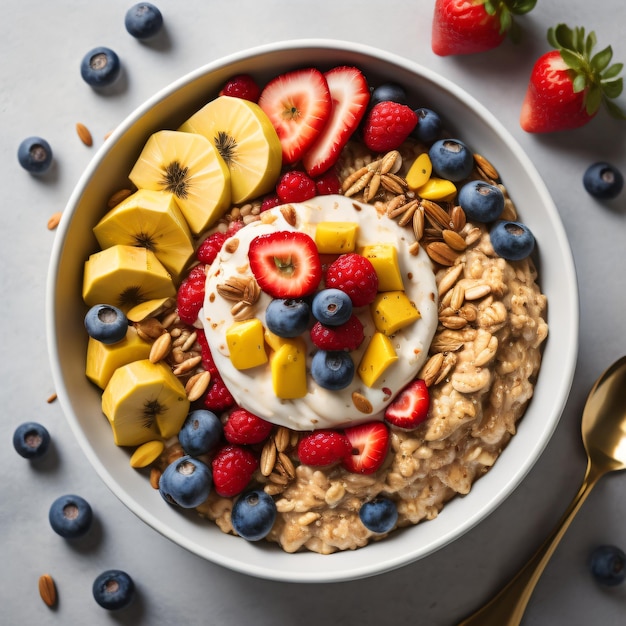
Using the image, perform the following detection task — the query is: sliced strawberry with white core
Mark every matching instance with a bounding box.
[302,66,370,177]
[248,231,322,298]
[258,68,332,164]
[384,379,430,430]
[342,421,390,475]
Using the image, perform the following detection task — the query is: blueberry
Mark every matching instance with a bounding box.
[429,139,473,182]
[159,456,212,508]
[125,3,163,39]
[458,180,505,222]
[49,494,93,539]
[231,490,277,541]
[589,545,626,586]
[489,220,535,261]
[80,47,121,88]
[84,304,128,344]
[17,136,53,174]
[311,350,354,390]
[583,162,624,199]
[370,83,408,107]
[412,108,442,143]
[265,298,310,337]
[359,496,398,533]
[93,569,135,610]
[178,410,223,457]
[13,421,51,459]
[311,289,352,326]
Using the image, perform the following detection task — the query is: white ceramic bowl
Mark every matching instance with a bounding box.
[47,40,578,582]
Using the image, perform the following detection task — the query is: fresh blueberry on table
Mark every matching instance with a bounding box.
[589,545,626,586]
[265,298,310,337]
[359,496,398,533]
[311,350,354,390]
[369,82,408,107]
[583,162,624,199]
[412,108,442,143]
[125,3,163,39]
[429,138,474,181]
[80,46,121,87]
[458,180,505,222]
[92,569,135,610]
[231,490,277,541]
[13,422,50,459]
[178,410,223,457]
[84,304,128,344]
[489,220,535,261]
[312,288,352,326]
[17,136,53,174]
[159,456,212,508]
[48,494,93,538]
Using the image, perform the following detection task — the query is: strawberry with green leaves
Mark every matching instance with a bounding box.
[520,24,626,133]
[431,0,536,56]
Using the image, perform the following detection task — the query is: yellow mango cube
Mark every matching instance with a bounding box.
[416,177,457,201]
[406,153,432,191]
[360,243,404,292]
[358,332,398,387]
[226,319,268,370]
[270,338,307,399]
[315,222,358,254]
[370,291,421,336]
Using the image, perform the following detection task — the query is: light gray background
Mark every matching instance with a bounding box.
[1,1,625,624]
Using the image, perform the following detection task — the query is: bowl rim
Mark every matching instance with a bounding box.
[46,38,579,582]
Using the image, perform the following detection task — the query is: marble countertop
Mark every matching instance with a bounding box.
[2,1,625,624]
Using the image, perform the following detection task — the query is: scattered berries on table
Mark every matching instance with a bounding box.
[429,138,474,182]
[458,180,505,222]
[211,444,258,497]
[18,136,53,174]
[231,490,277,541]
[178,409,223,456]
[489,220,535,260]
[196,231,228,264]
[362,101,418,152]
[48,494,93,539]
[13,422,51,459]
[265,298,311,337]
[359,496,398,533]
[176,264,206,325]
[276,170,317,203]
[310,314,364,351]
[583,162,624,199]
[92,569,135,611]
[159,456,213,508]
[219,73,261,102]
[342,421,390,474]
[324,253,378,307]
[384,379,430,430]
[297,429,352,466]
[589,545,626,586]
[124,3,163,39]
[223,408,274,445]
[80,46,121,88]
[84,304,128,344]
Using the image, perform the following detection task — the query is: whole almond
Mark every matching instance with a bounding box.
[38,573,57,608]
[76,122,93,147]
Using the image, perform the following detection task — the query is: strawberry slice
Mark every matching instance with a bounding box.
[384,379,430,430]
[248,231,322,298]
[342,421,390,475]
[258,68,332,164]
[302,66,370,177]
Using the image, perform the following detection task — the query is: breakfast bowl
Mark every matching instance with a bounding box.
[46,39,578,582]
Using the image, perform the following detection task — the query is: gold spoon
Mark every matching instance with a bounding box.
[458,355,626,626]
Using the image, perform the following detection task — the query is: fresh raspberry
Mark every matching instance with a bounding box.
[218,74,261,102]
[362,101,418,153]
[211,444,259,497]
[195,329,218,375]
[196,232,228,265]
[203,375,236,412]
[310,314,364,351]
[314,169,341,195]
[260,193,282,212]
[297,430,352,466]
[325,253,378,306]
[224,408,273,445]
[176,264,207,325]
[276,170,317,203]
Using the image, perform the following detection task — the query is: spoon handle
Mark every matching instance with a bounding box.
[457,461,604,626]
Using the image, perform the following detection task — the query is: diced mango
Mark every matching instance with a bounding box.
[360,243,404,292]
[315,222,358,254]
[270,337,308,399]
[358,332,398,387]
[226,319,268,370]
[416,177,457,201]
[370,291,421,336]
[406,153,432,191]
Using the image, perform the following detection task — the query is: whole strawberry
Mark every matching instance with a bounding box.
[432,0,536,56]
[520,24,626,133]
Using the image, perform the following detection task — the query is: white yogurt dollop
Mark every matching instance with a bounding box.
[201,195,438,430]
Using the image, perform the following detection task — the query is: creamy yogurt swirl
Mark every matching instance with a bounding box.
[201,195,438,430]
